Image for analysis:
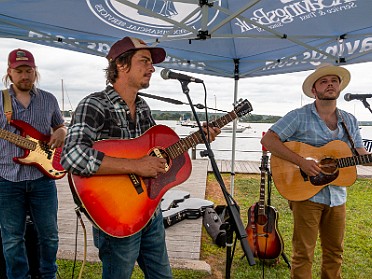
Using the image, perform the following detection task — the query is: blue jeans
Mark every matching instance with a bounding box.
[0,177,58,279]
[93,208,172,279]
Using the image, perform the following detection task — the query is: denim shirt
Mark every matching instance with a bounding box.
[269,102,363,206]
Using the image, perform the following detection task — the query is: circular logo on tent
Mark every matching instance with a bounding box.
[87,0,220,37]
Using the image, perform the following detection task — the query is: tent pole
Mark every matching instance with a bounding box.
[230,59,239,195]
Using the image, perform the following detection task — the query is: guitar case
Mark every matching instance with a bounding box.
[161,190,214,228]
[162,198,214,228]
[0,214,40,279]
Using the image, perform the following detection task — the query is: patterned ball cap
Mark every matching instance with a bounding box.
[302,63,350,98]
[106,37,166,64]
[8,49,36,68]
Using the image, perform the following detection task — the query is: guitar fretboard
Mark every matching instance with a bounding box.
[165,110,238,159]
[0,128,36,150]
[258,151,269,216]
[338,153,372,168]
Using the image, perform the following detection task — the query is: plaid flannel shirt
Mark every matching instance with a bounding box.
[61,86,155,176]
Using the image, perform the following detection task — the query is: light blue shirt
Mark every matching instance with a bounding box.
[270,102,363,206]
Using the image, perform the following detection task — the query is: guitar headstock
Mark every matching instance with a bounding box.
[234,99,253,118]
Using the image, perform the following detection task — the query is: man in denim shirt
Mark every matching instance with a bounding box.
[61,37,220,279]
[261,64,371,279]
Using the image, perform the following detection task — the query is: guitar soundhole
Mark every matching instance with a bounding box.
[257,215,268,226]
[319,157,338,175]
[149,148,170,169]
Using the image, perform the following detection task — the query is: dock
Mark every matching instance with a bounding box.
[56,159,372,273]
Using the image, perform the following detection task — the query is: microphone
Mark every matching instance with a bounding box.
[344,93,372,101]
[160,69,203,83]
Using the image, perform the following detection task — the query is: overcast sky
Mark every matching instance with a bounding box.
[2,38,372,121]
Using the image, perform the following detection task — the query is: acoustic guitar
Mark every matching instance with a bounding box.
[270,140,371,201]
[0,119,66,179]
[68,99,253,238]
[246,134,284,259]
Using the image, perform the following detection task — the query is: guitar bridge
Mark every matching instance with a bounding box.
[129,174,143,194]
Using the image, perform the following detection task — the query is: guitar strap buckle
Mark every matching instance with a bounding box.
[2,89,12,124]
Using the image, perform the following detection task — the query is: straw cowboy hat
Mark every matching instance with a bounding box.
[302,64,350,98]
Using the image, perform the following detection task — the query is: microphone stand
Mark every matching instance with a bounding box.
[138,91,228,113]
[360,98,372,114]
[178,80,255,278]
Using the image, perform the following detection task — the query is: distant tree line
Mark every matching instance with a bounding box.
[151,110,281,123]
[62,110,282,123]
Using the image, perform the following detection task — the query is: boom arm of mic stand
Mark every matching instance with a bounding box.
[138,91,229,113]
[178,80,256,268]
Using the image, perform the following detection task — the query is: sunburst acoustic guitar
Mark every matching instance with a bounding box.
[246,133,284,260]
[68,99,253,238]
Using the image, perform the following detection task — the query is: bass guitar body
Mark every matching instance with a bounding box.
[246,203,284,260]
[0,119,66,179]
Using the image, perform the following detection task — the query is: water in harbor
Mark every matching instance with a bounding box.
[157,120,271,162]
[157,120,372,162]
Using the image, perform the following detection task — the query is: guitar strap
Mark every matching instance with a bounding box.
[338,110,359,156]
[2,89,12,124]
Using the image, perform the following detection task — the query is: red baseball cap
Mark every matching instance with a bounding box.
[8,49,36,68]
[106,37,166,64]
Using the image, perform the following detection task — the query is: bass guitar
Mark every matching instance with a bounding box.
[68,99,253,238]
[270,140,370,201]
[246,132,284,260]
[0,119,66,179]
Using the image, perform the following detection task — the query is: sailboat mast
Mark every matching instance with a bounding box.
[61,79,65,113]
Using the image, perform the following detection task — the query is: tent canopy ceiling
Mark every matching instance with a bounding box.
[1,0,372,78]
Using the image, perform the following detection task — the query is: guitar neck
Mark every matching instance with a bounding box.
[339,153,372,168]
[0,128,36,150]
[258,151,269,216]
[165,110,239,159]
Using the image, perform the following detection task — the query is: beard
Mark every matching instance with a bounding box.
[140,81,150,89]
[317,95,337,100]
[14,80,33,92]
[315,88,340,100]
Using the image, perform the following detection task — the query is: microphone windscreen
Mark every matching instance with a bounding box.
[160,69,170,80]
[344,93,351,101]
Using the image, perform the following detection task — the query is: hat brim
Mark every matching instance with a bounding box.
[147,48,166,64]
[9,61,36,68]
[302,66,350,98]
